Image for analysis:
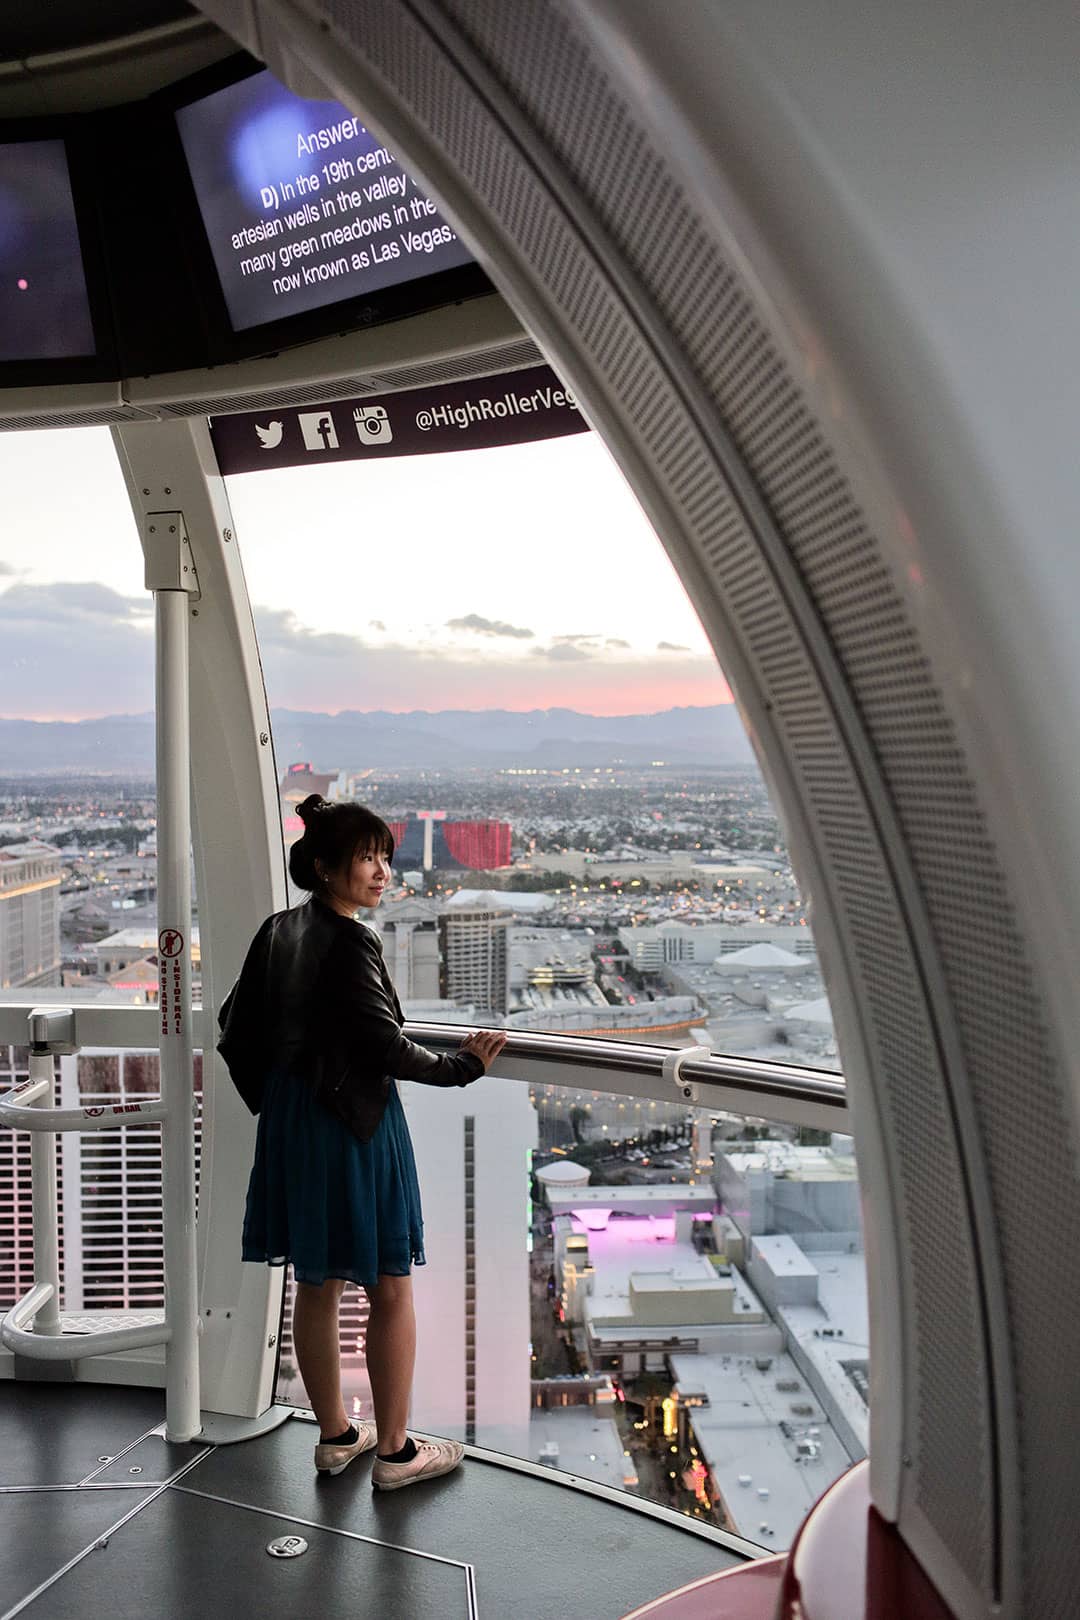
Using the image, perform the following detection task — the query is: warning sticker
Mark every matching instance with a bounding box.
[158,927,185,1038]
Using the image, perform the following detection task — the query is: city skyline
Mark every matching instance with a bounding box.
[0,426,734,720]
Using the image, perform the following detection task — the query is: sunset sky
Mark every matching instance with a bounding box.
[0,425,733,720]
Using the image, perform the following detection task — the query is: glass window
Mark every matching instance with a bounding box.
[271,1074,865,1552]
[226,427,838,1071]
[0,428,186,1007]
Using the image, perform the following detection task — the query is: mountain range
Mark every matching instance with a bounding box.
[0,705,756,773]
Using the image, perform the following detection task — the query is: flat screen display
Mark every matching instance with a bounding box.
[175,70,474,334]
[0,139,95,362]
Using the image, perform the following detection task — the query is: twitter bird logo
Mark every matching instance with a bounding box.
[255,421,284,450]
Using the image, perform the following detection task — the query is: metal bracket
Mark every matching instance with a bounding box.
[28,1007,78,1056]
[144,513,201,598]
[661,1044,712,1104]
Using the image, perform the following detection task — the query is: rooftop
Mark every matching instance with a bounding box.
[720,1145,858,1184]
[546,1185,716,1215]
[764,1248,870,1454]
[715,943,805,968]
[670,1350,853,1549]
[782,996,833,1024]
[751,1234,821,1282]
[574,1219,766,1339]
[507,996,705,1035]
[630,1267,724,1295]
[529,1407,636,1492]
[94,927,202,950]
[442,890,516,913]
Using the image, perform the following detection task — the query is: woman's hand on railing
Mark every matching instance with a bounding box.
[458,1029,508,1072]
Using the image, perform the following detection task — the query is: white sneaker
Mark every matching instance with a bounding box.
[371,1437,465,1491]
[314,1422,378,1475]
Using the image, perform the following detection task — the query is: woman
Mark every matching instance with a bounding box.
[218,794,506,1491]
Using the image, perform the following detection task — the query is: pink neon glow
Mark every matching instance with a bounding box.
[570,1213,679,1251]
[17,279,28,291]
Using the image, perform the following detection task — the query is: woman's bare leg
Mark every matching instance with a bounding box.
[293,1277,349,1437]
[364,1274,416,1454]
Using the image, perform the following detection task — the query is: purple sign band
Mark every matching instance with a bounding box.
[210,364,588,474]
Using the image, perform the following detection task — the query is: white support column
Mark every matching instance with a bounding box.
[58,1056,84,1312]
[147,518,201,1443]
[29,1052,61,1336]
[113,420,289,1432]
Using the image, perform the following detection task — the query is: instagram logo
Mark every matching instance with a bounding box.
[353,406,393,446]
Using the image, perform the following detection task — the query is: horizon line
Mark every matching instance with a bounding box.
[0,698,738,724]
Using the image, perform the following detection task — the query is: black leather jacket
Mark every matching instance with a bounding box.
[217,895,484,1142]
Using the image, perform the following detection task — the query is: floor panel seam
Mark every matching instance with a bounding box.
[168,1483,477,1580]
[0,1445,217,1620]
[74,1421,173,1486]
[0,1483,163,1495]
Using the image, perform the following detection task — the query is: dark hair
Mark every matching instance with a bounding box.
[288,796,395,891]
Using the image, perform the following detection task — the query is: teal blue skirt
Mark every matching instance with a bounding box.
[241,1070,425,1287]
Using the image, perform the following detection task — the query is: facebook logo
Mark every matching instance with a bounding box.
[297,412,339,452]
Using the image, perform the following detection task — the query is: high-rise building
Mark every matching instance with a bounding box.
[0,1048,202,1324]
[378,899,441,1002]
[60,1050,202,1312]
[439,905,512,1017]
[401,1075,538,1456]
[0,1044,37,1314]
[0,841,62,989]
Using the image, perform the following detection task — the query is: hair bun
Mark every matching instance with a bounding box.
[296,794,327,828]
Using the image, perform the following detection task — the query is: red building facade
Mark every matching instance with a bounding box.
[386,818,512,870]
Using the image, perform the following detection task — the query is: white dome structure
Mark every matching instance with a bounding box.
[712,943,808,974]
[535,1160,591,1197]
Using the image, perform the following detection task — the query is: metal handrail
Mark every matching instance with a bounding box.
[3,1281,171,1361]
[0,1090,170,1133]
[0,1076,49,1109]
[0,1032,175,1366]
[411,1024,849,1130]
[0,1004,849,1129]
